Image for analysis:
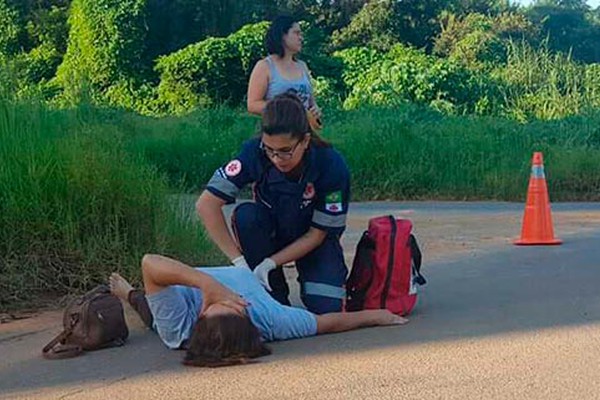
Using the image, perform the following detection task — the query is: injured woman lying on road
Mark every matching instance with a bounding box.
[109,254,407,368]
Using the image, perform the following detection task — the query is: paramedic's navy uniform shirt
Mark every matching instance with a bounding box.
[206,138,350,238]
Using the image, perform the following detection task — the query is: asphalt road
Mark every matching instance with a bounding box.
[1,202,600,400]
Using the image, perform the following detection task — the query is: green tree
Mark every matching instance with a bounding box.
[393,0,453,51]
[332,0,516,53]
[146,0,256,59]
[24,1,70,53]
[527,0,600,63]
[497,40,600,120]
[444,0,513,15]
[0,1,69,98]
[333,46,385,89]
[0,0,21,56]
[343,43,501,114]
[434,12,535,69]
[155,21,270,114]
[144,0,319,61]
[228,21,269,74]
[306,0,368,34]
[55,0,150,103]
[331,0,397,51]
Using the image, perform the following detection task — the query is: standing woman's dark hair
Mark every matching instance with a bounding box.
[265,15,297,58]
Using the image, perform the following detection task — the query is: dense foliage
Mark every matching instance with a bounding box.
[1,0,600,120]
[155,22,269,113]
[55,0,150,105]
[3,0,600,309]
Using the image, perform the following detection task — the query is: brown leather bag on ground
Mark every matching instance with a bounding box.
[42,284,129,359]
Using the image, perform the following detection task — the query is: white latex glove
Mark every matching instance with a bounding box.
[253,258,277,291]
[231,255,250,270]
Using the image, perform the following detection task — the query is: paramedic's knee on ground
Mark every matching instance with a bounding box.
[297,237,347,314]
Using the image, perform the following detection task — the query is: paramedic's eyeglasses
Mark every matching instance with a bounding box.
[260,140,302,160]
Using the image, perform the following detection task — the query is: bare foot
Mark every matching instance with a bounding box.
[109,273,134,302]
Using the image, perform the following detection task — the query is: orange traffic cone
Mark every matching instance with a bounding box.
[515,152,562,245]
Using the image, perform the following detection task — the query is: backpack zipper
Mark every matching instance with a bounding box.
[380,216,397,309]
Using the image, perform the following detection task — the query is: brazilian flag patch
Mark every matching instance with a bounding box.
[325,191,343,213]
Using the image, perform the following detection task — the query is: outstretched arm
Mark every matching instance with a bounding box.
[141,254,246,315]
[316,309,408,335]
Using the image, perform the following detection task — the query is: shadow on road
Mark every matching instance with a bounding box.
[2,220,600,397]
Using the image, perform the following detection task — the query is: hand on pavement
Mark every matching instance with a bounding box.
[253,258,277,291]
[374,309,409,326]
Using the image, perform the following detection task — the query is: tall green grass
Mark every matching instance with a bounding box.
[2,99,599,310]
[130,103,600,201]
[0,100,223,310]
[331,106,600,201]
[125,106,259,191]
[499,41,600,121]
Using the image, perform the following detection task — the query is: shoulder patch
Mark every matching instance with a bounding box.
[303,182,315,200]
[224,159,242,177]
[325,191,343,213]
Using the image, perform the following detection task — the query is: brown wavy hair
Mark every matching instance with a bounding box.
[183,315,271,368]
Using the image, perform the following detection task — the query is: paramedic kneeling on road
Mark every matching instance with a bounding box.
[196,93,349,314]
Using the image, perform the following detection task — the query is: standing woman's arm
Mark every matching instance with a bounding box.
[247,60,270,116]
[300,60,322,119]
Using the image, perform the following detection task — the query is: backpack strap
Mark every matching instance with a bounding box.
[347,231,375,290]
[409,234,427,285]
[345,230,376,312]
[42,329,84,359]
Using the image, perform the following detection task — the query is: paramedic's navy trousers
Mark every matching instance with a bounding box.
[232,202,347,314]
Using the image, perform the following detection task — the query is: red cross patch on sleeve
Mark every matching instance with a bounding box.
[224,159,242,177]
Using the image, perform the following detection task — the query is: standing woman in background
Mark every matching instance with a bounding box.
[247,15,322,131]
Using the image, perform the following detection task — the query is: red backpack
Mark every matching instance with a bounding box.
[345,216,426,315]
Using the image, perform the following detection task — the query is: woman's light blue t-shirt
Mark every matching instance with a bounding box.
[146,267,318,349]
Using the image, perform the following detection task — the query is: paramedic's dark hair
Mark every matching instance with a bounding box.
[262,93,330,148]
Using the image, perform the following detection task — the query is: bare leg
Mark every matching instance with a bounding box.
[109,273,153,328]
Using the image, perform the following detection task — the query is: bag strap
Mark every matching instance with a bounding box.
[42,328,84,359]
[409,234,427,285]
[43,343,83,360]
[348,230,375,289]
